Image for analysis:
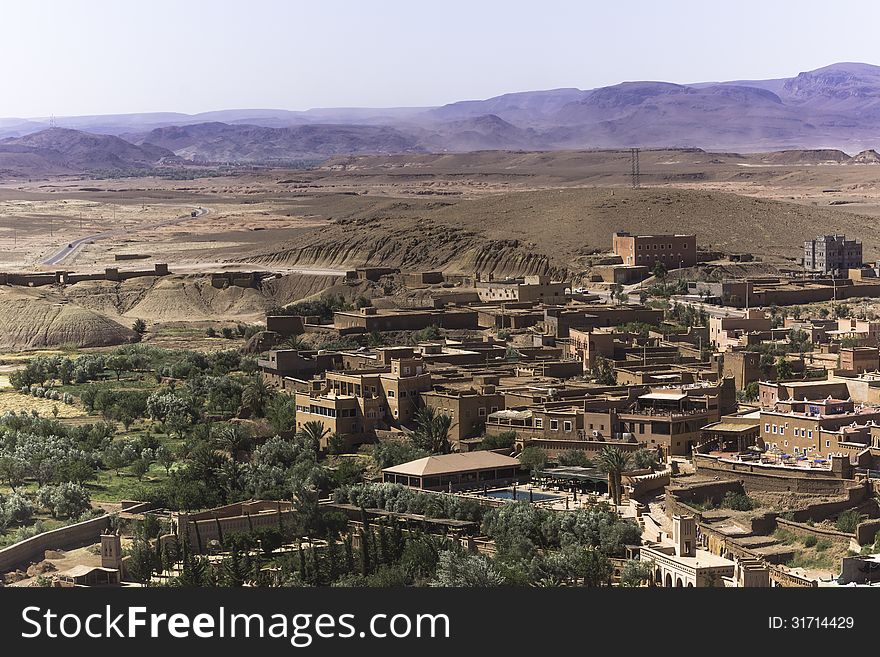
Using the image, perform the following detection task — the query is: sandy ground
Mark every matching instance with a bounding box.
[3,152,880,276]
[0,390,85,418]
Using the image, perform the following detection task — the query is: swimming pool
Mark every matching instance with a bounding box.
[481,488,562,502]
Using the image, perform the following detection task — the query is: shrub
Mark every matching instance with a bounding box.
[836,509,862,534]
[802,534,818,548]
[721,491,755,511]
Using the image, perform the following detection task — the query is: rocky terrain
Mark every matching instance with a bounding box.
[0,128,175,175]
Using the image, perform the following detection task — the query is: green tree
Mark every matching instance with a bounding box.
[241,378,271,418]
[106,355,131,381]
[775,357,794,381]
[297,420,330,451]
[430,550,505,587]
[156,445,176,475]
[519,446,547,473]
[132,319,147,335]
[557,449,592,467]
[652,261,667,279]
[592,355,616,385]
[0,456,27,492]
[266,394,297,434]
[481,431,516,450]
[372,440,429,469]
[410,406,452,454]
[131,458,151,481]
[327,432,347,455]
[630,448,659,471]
[597,446,631,506]
[620,559,654,587]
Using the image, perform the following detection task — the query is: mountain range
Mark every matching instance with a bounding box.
[4,62,880,173]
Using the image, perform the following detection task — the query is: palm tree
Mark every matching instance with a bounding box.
[241,378,272,417]
[284,335,308,350]
[214,423,252,458]
[411,406,453,454]
[297,420,330,451]
[597,446,631,506]
[266,394,296,434]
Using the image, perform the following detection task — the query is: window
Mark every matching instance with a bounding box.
[400,391,407,398]
[826,440,831,447]
[403,367,410,375]
[780,427,785,436]
[387,390,395,398]
[808,430,813,439]
[478,407,486,417]
[535,418,543,428]
[772,425,777,434]
[563,421,572,432]
[639,423,645,434]
[550,419,559,430]
[765,423,770,433]
[784,441,788,447]
[490,406,498,413]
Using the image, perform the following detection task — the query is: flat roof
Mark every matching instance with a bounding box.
[383,452,521,477]
[702,421,759,433]
[640,392,688,401]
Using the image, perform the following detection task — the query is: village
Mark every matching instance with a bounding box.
[2,227,880,589]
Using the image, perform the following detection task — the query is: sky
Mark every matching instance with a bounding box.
[4,0,880,117]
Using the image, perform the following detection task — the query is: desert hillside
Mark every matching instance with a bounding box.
[237,187,880,274]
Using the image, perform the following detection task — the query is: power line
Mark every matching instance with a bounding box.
[630,148,641,189]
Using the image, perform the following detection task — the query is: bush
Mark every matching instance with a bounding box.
[481,432,516,451]
[0,492,35,528]
[836,509,863,534]
[721,491,755,511]
[802,534,818,548]
[557,449,593,467]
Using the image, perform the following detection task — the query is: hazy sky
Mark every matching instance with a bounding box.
[4,0,880,117]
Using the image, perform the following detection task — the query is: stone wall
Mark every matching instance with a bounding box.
[0,514,111,573]
[856,518,880,546]
[775,517,853,543]
[627,470,672,498]
[693,454,853,496]
[665,479,744,512]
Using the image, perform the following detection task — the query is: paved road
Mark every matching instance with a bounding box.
[41,206,210,266]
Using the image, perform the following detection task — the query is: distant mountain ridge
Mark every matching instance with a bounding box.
[4,63,880,171]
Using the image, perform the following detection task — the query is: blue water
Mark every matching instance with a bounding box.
[482,489,561,502]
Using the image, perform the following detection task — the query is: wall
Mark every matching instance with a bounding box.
[180,508,298,553]
[693,454,853,495]
[856,518,880,546]
[0,514,111,573]
[774,517,853,543]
